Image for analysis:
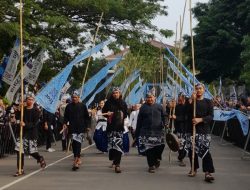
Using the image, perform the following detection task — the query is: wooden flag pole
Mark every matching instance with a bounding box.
[80,12,104,99]
[189,0,197,176]
[18,0,24,175]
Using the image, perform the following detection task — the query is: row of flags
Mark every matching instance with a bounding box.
[1,38,247,135]
[0,39,46,103]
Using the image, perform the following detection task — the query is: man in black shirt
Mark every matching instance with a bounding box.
[14,93,46,177]
[185,83,215,182]
[136,92,165,173]
[63,91,90,171]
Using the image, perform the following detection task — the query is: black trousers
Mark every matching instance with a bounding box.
[16,152,42,170]
[146,144,165,167]
[188,151,215,173]
[45,128,53,150]
[72,140,81,158]
[109,149,122,166]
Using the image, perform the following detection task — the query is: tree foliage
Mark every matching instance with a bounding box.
[0,0,171,95]
[240,35,250,87]
[183,0,250,83]
[0,0,168,62]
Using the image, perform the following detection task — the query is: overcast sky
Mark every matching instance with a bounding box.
[152,0,209,45]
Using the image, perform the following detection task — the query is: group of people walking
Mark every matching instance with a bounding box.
[11,83,215,183]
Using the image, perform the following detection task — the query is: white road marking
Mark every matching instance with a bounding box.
[0,144,94,190]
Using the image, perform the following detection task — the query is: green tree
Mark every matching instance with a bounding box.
[240,35,250,87]
[183,0,250,83]
[0,0,170,95]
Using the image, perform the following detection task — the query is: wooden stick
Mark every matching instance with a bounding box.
[189,0,197,175]
[18,0,24,175]
[80,12,104,99]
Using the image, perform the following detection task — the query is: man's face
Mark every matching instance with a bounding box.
[26,97,34,107]
[112,90,120,99]
[195,85,205,97]
[71,95,79,103]
[146,95,155,105]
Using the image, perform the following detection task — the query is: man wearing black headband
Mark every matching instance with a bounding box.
[135,92,165,173]
[14,94,46,177]
[63,90,90,171]
[185,83,215,182]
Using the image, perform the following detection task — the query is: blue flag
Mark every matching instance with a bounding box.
[80,56,122,101]
[86,68,123,107]
[120,70,140,97]
[233,109,249,136]
[165,47,213,99]
[130,83,147,105]
[213,108,249,136]
[35,39,112,113]
[125,78,143,104]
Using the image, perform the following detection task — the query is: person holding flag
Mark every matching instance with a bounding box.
[14,93,46,177]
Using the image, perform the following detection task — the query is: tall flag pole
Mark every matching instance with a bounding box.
[19,0,24,175]
[80,12,104,98]
[189,0,197,176]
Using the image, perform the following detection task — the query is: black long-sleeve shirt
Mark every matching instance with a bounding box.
[186,98,214,134]
[64,102,90,134]
[102,98,128,132]
[135,103,165,138]
[174,103,187,133]
[16,107,41,140]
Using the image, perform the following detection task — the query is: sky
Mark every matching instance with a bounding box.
[152,0,209,45]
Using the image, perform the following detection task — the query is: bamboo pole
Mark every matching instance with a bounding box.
[80,12,104,98]
[18,0,24,175]
[178,0,187,90]
[189,0,197,176]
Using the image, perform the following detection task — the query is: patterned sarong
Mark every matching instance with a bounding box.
[72,133,84,143]
[108,131,124,154]
[15,138,38,154]
[138,133,165,153]
[184,133,211,159]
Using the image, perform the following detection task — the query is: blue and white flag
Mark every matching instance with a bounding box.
[213,108,235,121]
[213,108,249,136]
[5,58,33,103]
[36,39,112,113]
[80,56,122,101]
[25,50,45,85]
[230,85,237,103]
[120,70,140,97]
[125,78,143,104]
[165,47,213,99]
[233,109,249,136]
[86,68,123,107]
[0,56,9,80]
[129,83,147,105]
[218,77,222,96]
[2,39,20,85]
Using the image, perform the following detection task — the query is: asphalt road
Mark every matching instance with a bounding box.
[0,136,250,190]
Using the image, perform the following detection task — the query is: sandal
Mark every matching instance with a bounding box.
[115,166,121,173]
[39,156,46,169]
[188,170,197,177]
[205,173,214,182]
[13,170,25,177]
[148,166,156,173]
[72,158,80,171]
[155,160,160,169]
